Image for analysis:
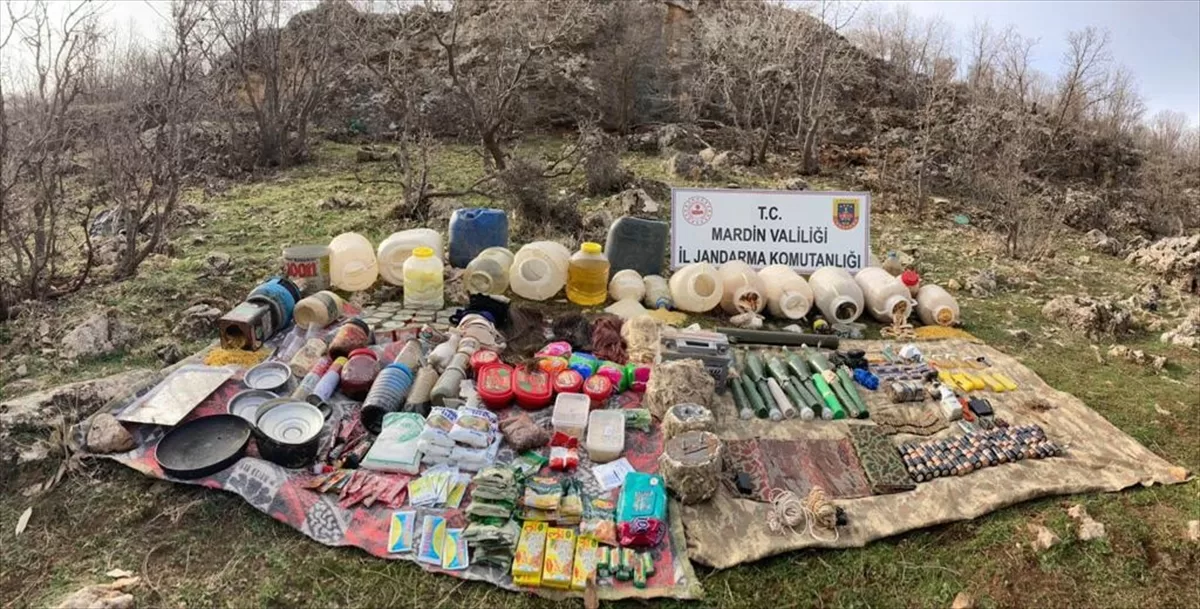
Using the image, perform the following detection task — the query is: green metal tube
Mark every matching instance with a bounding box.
[792,376,821,409]
[811,373,846,419]
[825,372,860,418]
[781,380,815,421]
[741,375,768,419]
[765,356,791,385]
[836,366,870,418]
[743,351,766,383]
[802,345,834,372]
[802,379,831,420]
[731,377,753,420]
[756,379,783,421]
[784,351,811,381]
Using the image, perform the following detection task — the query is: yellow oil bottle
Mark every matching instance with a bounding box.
[566,242,610,306]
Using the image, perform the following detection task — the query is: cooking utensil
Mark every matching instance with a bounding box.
[254,399,329,468]
[227,389,277,423]
[154,414,251,479]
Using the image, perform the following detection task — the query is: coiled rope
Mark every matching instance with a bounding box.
[766,487,839,542]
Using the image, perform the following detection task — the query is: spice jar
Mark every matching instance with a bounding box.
[339,348,379,400]
[328,318,371,358]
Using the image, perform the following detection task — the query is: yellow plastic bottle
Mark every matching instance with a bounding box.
[566,242,610,306]
[402,246,444,310]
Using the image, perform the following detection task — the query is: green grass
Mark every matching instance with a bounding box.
[1,139,1198,608]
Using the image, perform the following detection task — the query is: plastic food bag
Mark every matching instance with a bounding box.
[616,472,667,548]
[549,446,579,471]
[558,478,583,524]
[420,408,459,448]
[449,407,497,448]
[579,496,617,546]
[499,412,550,453]
[523,476,563,511]
[536,341,572,358]
[511,451,548,479]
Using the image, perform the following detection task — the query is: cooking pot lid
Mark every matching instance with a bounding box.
[155,414,250,479]
[227,389,277,422]
[245,362,291,390]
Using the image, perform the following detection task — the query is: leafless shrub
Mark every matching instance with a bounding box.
[581,129,630,196]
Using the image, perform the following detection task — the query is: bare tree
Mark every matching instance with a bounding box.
[588,1,669,134]
[1053,26,1111,134]
[202,0,339,167]
[795,1,861,175]
[0,0,104,315]
[998,31,1038,108]
[1095,65,1144,139]
[431,0,595,171]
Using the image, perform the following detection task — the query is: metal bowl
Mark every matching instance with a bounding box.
[227,389,277,423]
[244,361,292,394]
[255,399,325,445]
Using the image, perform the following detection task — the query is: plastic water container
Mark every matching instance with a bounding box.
[669,263,723,313]
[402,246,444,309]
[510,241,570,301]
[642,275,672,309]
[854,266,913,323]
[916,284,961,327]
[608,269,645,302]
[567,243,611,306]
[448,208,508,268]
[464,247,515,294]
[717,261,767,314]
[377,229,442,286]
[328,232,378,292]
[586,409,625,463]
[552,393,591,439]
[808,266,864,323]
[605,217,669,277]
[757,265,813,320]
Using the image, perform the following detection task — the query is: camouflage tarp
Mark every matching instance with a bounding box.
[681,338,1189,569]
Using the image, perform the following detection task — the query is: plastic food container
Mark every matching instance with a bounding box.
[328,232,378,292]
[513,368,553,410]
[553,370,584,394]
[586,409,625,463]
[464,247,515,294]
[377,228,442,286]
[510,241,570,301]
[854,266,913,323]
[583,375,613,409]
[757,265,813,320]
[717,260,767,314]
[669,263,723,313]
[808,266,865,323]
[477,364,514,410]
[402,246,444,310]
[470,350,502,377]
[552,393,591,439]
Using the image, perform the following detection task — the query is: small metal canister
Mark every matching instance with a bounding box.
[283,245,331,295]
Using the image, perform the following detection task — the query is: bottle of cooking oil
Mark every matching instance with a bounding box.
[566,242,610,306]
[402,246,444,310]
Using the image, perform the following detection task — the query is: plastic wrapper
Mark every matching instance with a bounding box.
[360,412,424,474]
[558,478,583,524]
[549,446,579,471]
[523,476,564,511]
[568,353,599,379]
[537,357,569,375]
[417,514,447,565]
[512,521,549,587]
[499,412,550,453]
[571,535,598,590]
[511,451,548,478]
[536,341,572,358]
[623,409,652,432]
[616,472,667,548]
[420,407,458,446]
[448,407,497,448]
[579,496,617,546]
[541,527,576,589]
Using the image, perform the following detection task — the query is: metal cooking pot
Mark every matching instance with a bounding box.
[253,399,329,468]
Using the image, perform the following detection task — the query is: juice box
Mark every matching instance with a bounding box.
[541,527,576,589]
[512,521,549,586]
[571,535,598,591]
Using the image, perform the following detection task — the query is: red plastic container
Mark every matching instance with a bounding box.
[553,369,584,394]
[477,363,514,410]
[514,368,553,410]
[471,350,502,378]
[583,375,613,410]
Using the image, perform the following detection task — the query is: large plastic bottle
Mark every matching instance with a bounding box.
[808,266,864,323]
[668,263,723,313]
[605,217,669,277]
[328,232,378,292]
[448,208,508,268]
[377,229,442,286]
[757,265,814,320]
[567,242,611,306]
[402,246,444,309]
[916,284,961,327]
[463,247,515,295]
[717,261,767,314]
[510,241,570,301]
[854,266,913,323]
[608,269,645,302]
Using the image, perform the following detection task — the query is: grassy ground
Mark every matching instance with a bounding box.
[1,140,1197,608]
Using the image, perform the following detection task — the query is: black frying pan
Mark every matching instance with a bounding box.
[155,414,251,479]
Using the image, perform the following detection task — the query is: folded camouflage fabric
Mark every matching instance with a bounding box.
[847,424,916,494]
[870,405,948,436]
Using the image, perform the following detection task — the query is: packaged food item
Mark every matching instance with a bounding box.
[551,392,590,439]
[553,369,584,394]
[617,473,667,548]
[441,528,469,570]
[537,357,569,375]
[615,546,633,581]
[387,510,416,553]
[571,535,599,591]
[595,361,626,391]
[597,546,611,579]
[633,550,647,588]
[579,497,617,545]
[641,551,656,577]
[568,353,599,379]
[549,446,580,471]
[339,348,379,399]
[477,363,514,410]
[623,408,652,432]
[360,412,424,474]
[448,407,497,448]
[541,527,576,589]
[514,368,553,410]
[511,451,548,478]
[586,409,625,463]
[417,515,447,565]
[523,476,564,510]
[512,521,549,587]
[625,363,651,393]
[558,478,583,524]
[536,341,573,358]
[499,412,550,453]
[420,407,458,448]
[470,349,501,376]
[583,375,613,409]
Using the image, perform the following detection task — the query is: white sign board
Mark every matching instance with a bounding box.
[670,188,871,273]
